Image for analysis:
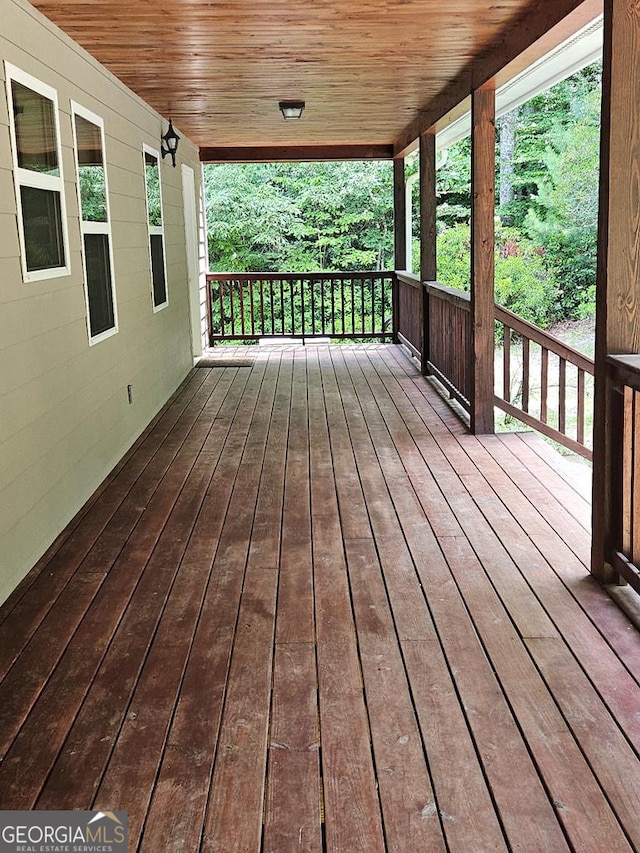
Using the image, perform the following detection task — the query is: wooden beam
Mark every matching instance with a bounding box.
[591,0,640,581]
[419,131,436,376]
[470,85,495,435]
[200,144,394,163]
[394,0,589,156]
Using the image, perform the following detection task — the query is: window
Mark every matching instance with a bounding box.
[143,146,167,310]
[5,63,69,282]
[71,103,117,343]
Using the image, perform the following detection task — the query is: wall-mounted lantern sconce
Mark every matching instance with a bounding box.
[279,100,305,120]
[161,118,180,166]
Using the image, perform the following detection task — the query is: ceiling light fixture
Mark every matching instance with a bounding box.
[279,100,305,120]
[161,118,180,167]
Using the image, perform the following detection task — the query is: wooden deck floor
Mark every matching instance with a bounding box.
[1,343,639,852]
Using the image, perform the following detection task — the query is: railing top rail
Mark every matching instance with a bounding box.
[207,270,394,282]
[396,271,422,289]
[425,280,471,309]
[495,303,594,374]
[607,353,640,390]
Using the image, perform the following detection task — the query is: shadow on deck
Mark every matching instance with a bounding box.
[0,344,638,852]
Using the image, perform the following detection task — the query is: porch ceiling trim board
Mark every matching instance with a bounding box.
[199,144,396,164]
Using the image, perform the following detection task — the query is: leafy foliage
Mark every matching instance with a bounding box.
[436,137,472,230]
[78,166,107,222]
[205,161,394,273]
[434,61,601,325]
[437,223,557,326]
[145,162,162,227]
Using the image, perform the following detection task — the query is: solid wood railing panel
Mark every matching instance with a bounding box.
[607,355,640,594]
[395,273,423,358]
[425,281,472,409]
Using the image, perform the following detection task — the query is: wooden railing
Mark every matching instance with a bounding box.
[395,273,423,358]
[606,355,640,594]
[426,281,472,409]
[494,305,594,460]
[206,271,394,343]
[396,278,594,457]
[395,276,472,409]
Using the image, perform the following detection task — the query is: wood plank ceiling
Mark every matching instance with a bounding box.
[31,0,593,156]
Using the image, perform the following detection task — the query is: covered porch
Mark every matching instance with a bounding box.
[1,344,638,851]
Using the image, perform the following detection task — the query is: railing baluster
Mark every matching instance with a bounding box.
[331,278,336,336]
[219,282,226,335]
[249,278,256,336]
[280,279,285,335]
[259,279,265,336]
[239,279,246,337]
[351,278,355,335]
[503,324,511,403]
[321,276,326,335]
[361,277,366,335]
[287,278,293,336]
[540,347,549,423]
[371,276,376,335]
[310,277,316,335]
[558,356,567,434]
[206,276,214,346]
[577,368,585,444]
[229,281,236,335]
[269,278,275,335]
[211,282,225,335]
[522,337,530,413]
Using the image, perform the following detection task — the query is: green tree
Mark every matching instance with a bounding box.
[436,137,471,229]
[204,163,307,271]
[436,62,601,322]
[205,161,394,273]
[437,223,557,327]
[523,82,601,318]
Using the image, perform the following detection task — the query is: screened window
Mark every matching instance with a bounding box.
[143,147,167,310]
[6,64,69,282]
[71,103,117,343]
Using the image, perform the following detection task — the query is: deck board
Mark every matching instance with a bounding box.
[1,343,640,852]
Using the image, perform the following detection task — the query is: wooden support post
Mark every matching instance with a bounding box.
[420,130,436,376]
[393,157,407,271]
[392,157,406,343]
[470,84,495,434]
[591,0,640,581]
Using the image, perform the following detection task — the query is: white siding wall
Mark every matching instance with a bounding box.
[0,0,202,602]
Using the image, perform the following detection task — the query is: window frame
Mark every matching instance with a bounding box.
[142,144,168,312]
[5,62,70,283]
[71,101,118,345]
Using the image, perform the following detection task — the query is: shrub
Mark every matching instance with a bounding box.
[436,223,558,328]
